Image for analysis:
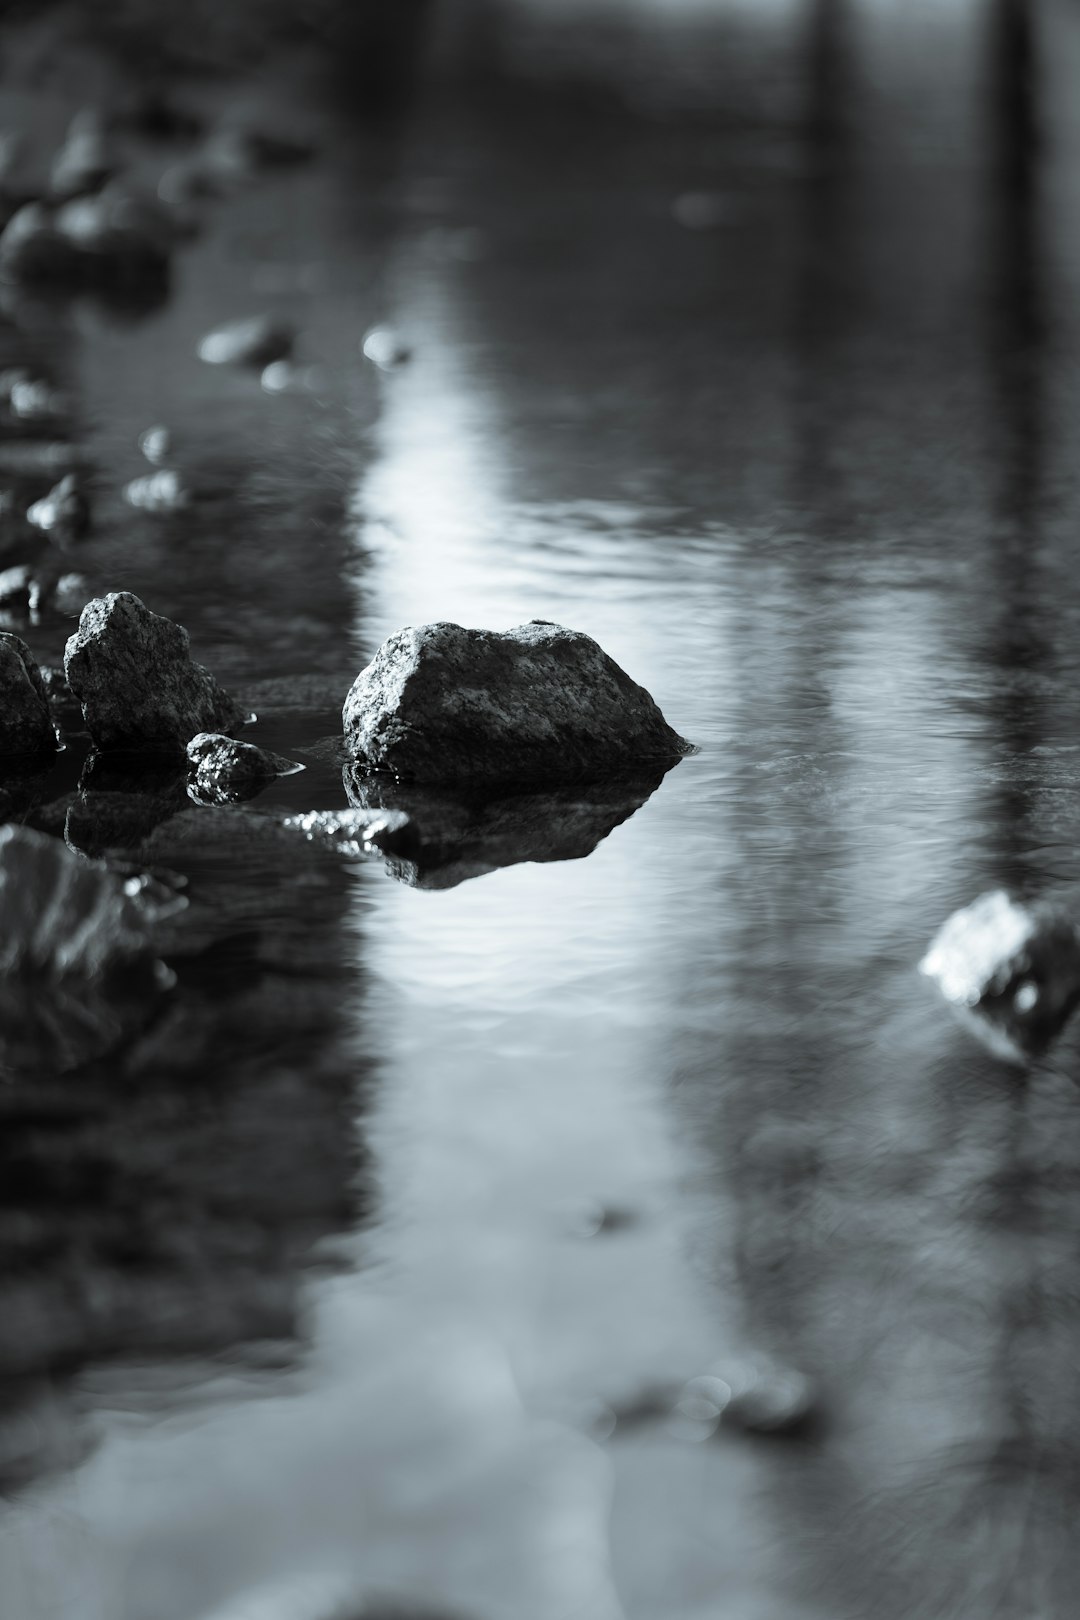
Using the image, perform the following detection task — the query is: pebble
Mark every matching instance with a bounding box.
[123,469,190,514]
[198,314,295,369]
[362,325,412,371]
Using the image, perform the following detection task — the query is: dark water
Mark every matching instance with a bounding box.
[5,2,1080,1616]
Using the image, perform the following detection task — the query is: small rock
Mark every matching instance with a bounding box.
[54,188,174,272]
[0,565,33,617]
[0,633,57,755]
[343,620,689,787]
[64,592,247,756]
[260,360,301,394]
[0,203,77,283]
[920,889,1080,1063]
[7,376,67,423]
[671,190,742,230]
[362,325,411,371]
[123,468,189,514]
[186,732,304,805]
[198,315,294,369]
[138,424,171,464]
[282,807,417,859]
[0,824,183,1074]
[50,125,116,202]
[27,473,90,543]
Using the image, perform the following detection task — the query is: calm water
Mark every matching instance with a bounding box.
[5,2,1080,1617]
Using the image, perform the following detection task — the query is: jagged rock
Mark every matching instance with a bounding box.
[920,889,1080,1063]
[343,620,689,787]
[0,203,78,283]
[186,732,304,805]
[123,468,189,513]
[64,592,247,755]
[344,761,668,889]
[0,824,183,1074]
[198,314,294,369]
[27,473,90,542]
[0,633,55,756]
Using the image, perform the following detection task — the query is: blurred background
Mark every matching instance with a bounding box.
[3,2,1080,1619]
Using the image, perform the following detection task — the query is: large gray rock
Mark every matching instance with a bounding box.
[920,889,1080,1063]
[342,620,688,786]
[65,592,247,755]
[0,632,57,755]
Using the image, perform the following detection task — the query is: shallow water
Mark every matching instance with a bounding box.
[5,2,1080,1617]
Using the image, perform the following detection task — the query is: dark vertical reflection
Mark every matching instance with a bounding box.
[985,0,1048,889]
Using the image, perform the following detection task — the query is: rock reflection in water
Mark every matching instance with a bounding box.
[344,758,675,889]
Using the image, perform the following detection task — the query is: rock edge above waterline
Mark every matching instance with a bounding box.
[342,620,690,786]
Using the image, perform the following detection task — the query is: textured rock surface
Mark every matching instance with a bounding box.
[0,631,57,754]
[0,824,183,1073]
[186,732,304,804]
[198,314,294,368]
[920,889,1080,1062]
[65,592,247,755]
[343,620,689,786]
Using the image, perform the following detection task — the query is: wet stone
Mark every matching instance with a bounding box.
[138,424,171,464]
[49,124,116,201]
[7,376,67,424]
[920,889,1080,1063]
[64,591,247,756]
[27,473,90,542]
[362,325,412,371]
[198,314,295,369]
[123,468,189,514]
[342,620,690,787]
[186,732,304,805]
[282,807,418,859]
[0,632,55,756]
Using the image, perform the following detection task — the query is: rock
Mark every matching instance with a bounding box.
[0,203,78,283]
[0,824,183,1074]
[0,565,33,617]
[49,126,116,201]
[157,159,221,209]
[138,424,171,464]
[198,315,294,369]
[920,890,1080,1063]
[362,325,412,370]
[343,761,669,889]
[27,473,90,542]
[64,592,247,756]
[53,189,173,281]
[282,807,418,859]
[343,620,689,787]
[6,376,67,423]
[200,125,316,184]
[0,633,55,755]
[66,789,184,859]
[123,468,189,513]
[186,732,304,805]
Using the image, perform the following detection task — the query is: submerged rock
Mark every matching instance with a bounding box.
[920,889,1080,1063]
[343,620,689,787]
[64,592,247,755]
[0,633,56,755]
[0,824,183,1074]
[344,762,669,889]
[186,732,304,805]
[198,314,294,369]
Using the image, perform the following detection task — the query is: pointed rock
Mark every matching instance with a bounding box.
[186,732,303,804]
[0,632,57,755]
[64,592,246,756]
